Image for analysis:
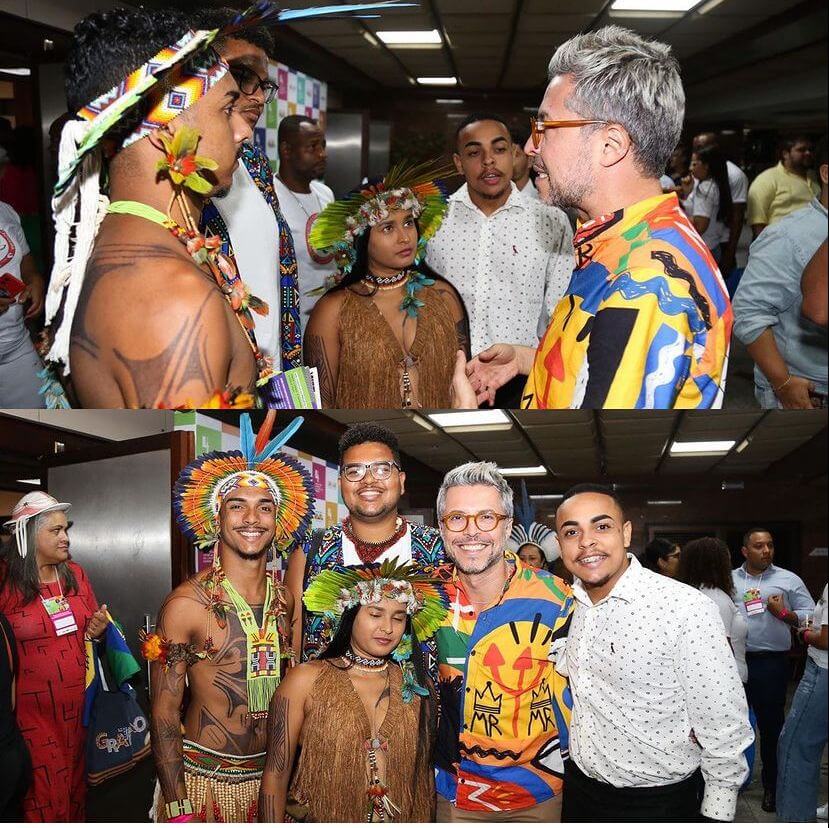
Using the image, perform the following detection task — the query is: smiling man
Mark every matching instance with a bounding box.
[433,461,573,822]
[195,7,303,374]
[285,421,445,661]
[148,414,313,823]
[425,113,572,395]
[554,484,752,822]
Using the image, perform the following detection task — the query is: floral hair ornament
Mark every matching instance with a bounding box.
[173,411,314,550]
[44,0,416,376]
[303,558,449,646]
[303,558,449,703]
[309,159,456,275]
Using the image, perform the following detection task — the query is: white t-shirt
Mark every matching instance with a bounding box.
[687,178,727,252]
[0,200,30,357]
[701,586,748,683]
[516,178,541,201]
[341,524,413,567]
[273,178,336,335]
[808,583,828,669]
[213,162,280,361]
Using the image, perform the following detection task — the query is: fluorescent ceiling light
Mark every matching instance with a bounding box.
[436,98,463,104]
[377,29,441,45]
[530,494,563,500]
[0,67,31,76]
[409,413,434,432]
[698,0,727,11]
[417,76,457,86]
[611,0,701,10]
[736,437,751,453]
[17,478,40,485]
[670,439,735,456]
[647,499,683,505]
[427,410,510,429]
[499,465,547,477]
[361,30,380,48]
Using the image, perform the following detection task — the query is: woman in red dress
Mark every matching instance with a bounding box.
[0,491,108,822]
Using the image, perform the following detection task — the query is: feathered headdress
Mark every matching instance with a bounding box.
[309,158,455,273]
[506,480,560,563]
[45,0,415,373]
[303,558,449,643]
[173,411,313,550]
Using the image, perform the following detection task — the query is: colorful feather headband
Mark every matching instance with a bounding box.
[303,558,450,642]
[173,412,314,550]
[46,1,415,371]
[309,158,456,273]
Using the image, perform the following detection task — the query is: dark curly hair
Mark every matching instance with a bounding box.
[676,537,735,597]
[338,423,402,467]
[188,7,275,56]
[643,536,678,573]
[66,7,190,113]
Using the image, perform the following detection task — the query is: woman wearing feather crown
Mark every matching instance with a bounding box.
[303,161,472,409]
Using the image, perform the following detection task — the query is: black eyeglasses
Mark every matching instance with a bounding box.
[341,461,402,483]
[230,67,279,104]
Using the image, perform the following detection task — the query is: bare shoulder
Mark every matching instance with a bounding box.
[155,574,212,636]
[309,289,346,322]
[278,660,326,696]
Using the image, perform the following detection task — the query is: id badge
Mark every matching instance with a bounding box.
[743,588,764,616]
[41,596,79,636]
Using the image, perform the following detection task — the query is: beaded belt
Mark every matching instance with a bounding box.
[182,739,265,783]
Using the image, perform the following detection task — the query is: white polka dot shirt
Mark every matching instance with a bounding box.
[563,554,753,822]
[425,182,573,355]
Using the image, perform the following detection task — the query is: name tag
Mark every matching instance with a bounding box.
[743,588,764,616]
[42,596,79,636]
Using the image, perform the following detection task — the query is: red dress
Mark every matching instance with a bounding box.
[0,562,97,821]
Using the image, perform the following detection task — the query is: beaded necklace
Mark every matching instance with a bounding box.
[342,516,407,564]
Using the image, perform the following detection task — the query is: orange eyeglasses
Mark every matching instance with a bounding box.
[529,116,608,149]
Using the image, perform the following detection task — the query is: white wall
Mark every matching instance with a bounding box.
[0,409,175,440]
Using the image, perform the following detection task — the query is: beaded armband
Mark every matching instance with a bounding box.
[139,630,206,668]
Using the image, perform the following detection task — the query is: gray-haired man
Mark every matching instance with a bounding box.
[467,26,732,410]
[432,462,573,822]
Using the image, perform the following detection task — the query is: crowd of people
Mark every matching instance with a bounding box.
[0,3,825,410]
[0,417,825,823]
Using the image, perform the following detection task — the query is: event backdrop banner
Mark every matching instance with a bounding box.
[173,411,345,573]
[253,60,328,171]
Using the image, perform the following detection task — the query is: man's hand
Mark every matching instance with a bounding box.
[467,344,522,406]
[21,273,46,320]
[776,375,815,409]
[450,350,478,409]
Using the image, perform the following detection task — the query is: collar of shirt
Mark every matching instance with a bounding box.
[736,562,778,579]
[573,192,677,251]
[572,552,642,607]
[448,550,523,613]
[450,180,527,219]
[811,196,828,218]
[776,161,819,188]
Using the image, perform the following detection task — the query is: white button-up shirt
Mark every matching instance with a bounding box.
[425,182,573,355]
[563,554,752,822]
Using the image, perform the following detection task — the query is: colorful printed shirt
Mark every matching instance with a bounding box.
[301,521,445,662]
[202,142,303,373]
[522,193,732,409]
[434,554,574,813]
